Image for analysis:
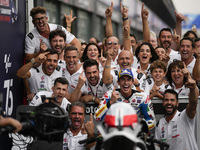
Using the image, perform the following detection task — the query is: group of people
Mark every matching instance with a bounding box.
[1,2,200,150]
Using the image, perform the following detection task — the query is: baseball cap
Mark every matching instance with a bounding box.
[118,69,134,79]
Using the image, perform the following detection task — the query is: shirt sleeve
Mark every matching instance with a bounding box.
[29,93,42,106]
[25,32,36,54]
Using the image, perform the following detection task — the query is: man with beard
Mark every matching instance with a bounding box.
[159,28,181,65]
[70,59,113,103]
[29,77,71,113]
[155,80,198,150]
[25,6,81,62]
[63,101,95,150]
[95,69,156,131]
[17,49,63,95]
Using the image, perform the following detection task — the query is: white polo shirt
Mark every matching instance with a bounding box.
[28,65,63,94]
[65,66,83,93]
[29,91,71,113]
[155,110,198,150]
[25,23,75,54]
[186,57,196,76]
[168,49,181,66]
[63,129,87,150]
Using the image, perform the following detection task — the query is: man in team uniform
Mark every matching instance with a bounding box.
[25,6,81,62]
[95,69,156,130]
[155,87,198,150]
[70,59,113,104]
[30,77,71,112]
[17,49,63,95]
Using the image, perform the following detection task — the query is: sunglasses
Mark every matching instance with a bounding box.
[107,41,118,46]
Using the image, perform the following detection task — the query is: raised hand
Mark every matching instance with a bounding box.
[141,3,149,20]
[120,2,128,18]
[40,39,48,52]
[35,51,50,64]
[84,113,94,137]
[172,29,180,45]
[174,10,184,23]
[64,10,77,25]
[182,61,190,79]
[78,71,86,86]
[105,2,113,17]
[110,86,119,104]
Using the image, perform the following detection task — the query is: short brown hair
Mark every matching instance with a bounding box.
[150,60,167,73]
[30,6,46,19]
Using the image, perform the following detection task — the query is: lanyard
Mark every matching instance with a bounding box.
[88,84,99,97]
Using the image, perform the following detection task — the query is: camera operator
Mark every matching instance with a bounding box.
[63,101,95,150]
[29,77,71,112]
[0,116,22,133]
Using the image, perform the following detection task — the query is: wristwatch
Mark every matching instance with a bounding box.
[92,96,96,102]
[30,58,36,65]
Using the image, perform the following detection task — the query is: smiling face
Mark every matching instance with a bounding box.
[105,36,120,58]
[171,66,184,87]
[50,35,65,54]
[163,92,179,116]
[151,68,166,83]
[180,40,194,61]
[52,82,68,105]
[33,13,48,33]
[87,45,99,61]
[118,76,134,97]
[150,36,158,49]
[117,50,133,69]
[42,54,58,76]
[85,65,99,86]
[70,106,85,130]
[159,31,172,50]
[138,45,152,65]
[155,47,166,59]
[65,50,79,74]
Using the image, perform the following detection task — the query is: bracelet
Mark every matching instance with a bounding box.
[122,17,128,21]
[135,83,140,87]
[30,58,36,65]
[92,96,96,102]
[67,26,71,28]
[105,65,111,68]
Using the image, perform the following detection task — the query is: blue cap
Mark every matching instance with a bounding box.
[118,69,134,79]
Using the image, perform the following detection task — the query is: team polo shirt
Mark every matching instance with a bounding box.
[65,66,83,93]
[170,83,190,96]
[155,110,198,150]
[29,91,71,113]
[80,75,113,98]
[133,62,151,78]
[168,49,181,66]
[58,59,66,78]
[186,57,196,76]
[63,129,87,150]
[28,65,63,94]
[143,78,170,96]
[25,23,75,54]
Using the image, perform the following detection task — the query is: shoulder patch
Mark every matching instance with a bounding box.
[165,84,169,89]
[27,32,34,40]
[57,25,62,30]
[114,70,118,76]
[156,120,160,127]
[56,65,61,71]
[33,67,40,73]
[147,78,152,85]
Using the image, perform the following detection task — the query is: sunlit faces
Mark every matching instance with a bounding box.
[155,47,166,59]
[70,106,85,130]
[117,76,134,96]
[150,36,158,49]
[138,45,152,64]
[52,82,68,105]
[105,36,120,57]
[151,68,166,83]
[117,50,133,69]
[163,93,179,116]
[85,65,99,86]
[171,66,184,87]
[33,13,48,33]
[50,35,65,54]
[180,40,194,61]
[42,54,58,76]
[65,50,79,73]
[87,45,99,61]
[159,31,172,50]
